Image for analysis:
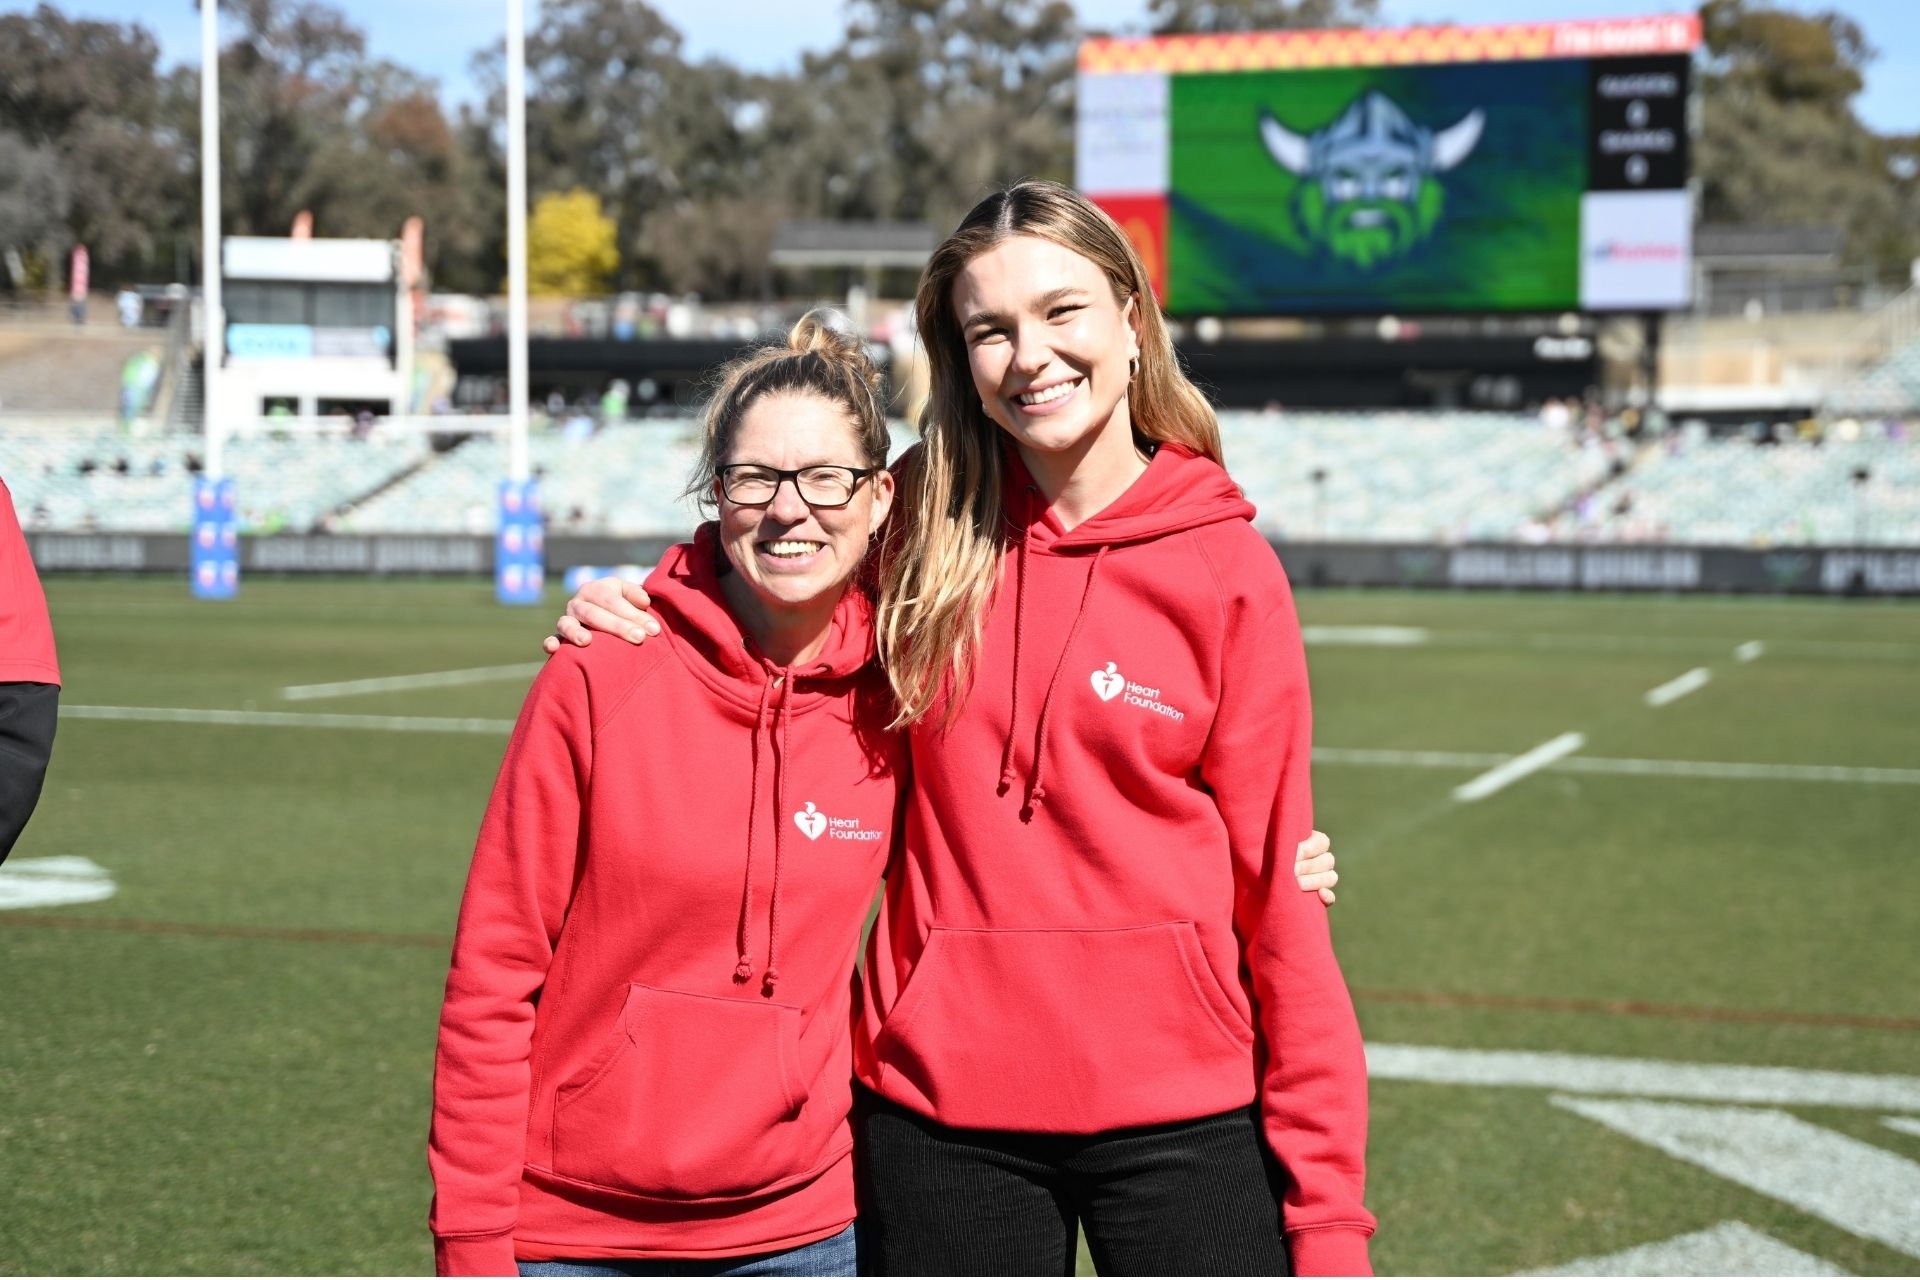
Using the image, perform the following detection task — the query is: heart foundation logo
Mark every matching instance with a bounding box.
[793,802,827,840]
[1090,661,1124,701]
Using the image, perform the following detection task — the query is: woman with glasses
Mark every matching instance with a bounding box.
[552,183,1368,1276]
[429,316,900,1277]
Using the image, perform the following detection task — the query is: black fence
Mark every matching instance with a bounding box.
[28,533,1920,596]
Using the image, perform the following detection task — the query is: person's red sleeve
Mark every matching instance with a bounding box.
[1199,568,1374,1276]
[427,655,593,1276]
[0,479,60,686]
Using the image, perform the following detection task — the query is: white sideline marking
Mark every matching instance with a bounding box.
[1301,625,1430,647]
[63,705,515,734]
[0,856,116,911]
[1555,757,1920,786]
[1885,1117,1920,1139]
[280,663,540,701]
[1735,640,1766,662]
[55,707,1918,787]
[1452,732,1586,802]
[1552,1096,1920,1258]
[1312,748,1920,787]
[1315,747,1509,769]
[1365,1043,1920,1111]
[1645,666,1712,707]
[1529,1221,1848,1276]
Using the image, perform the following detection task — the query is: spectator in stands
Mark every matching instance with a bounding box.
[1,477,60,863]
[550,182,1366,1275]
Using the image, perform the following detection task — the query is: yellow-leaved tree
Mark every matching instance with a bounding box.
[525,188,620,295]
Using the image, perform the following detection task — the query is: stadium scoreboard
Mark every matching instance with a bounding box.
[1076,15,1699,316]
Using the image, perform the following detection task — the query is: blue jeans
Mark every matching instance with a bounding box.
[517,1224,857,1277]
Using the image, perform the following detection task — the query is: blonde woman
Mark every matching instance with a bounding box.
[552,182,1367,1276]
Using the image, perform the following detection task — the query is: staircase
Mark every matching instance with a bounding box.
[1822,288,1920,417]
[168,358,203,431]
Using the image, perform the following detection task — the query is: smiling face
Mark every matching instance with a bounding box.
[714,391,893,621]
[953,235,1141,465]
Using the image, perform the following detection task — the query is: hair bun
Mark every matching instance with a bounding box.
[787,310,883,393]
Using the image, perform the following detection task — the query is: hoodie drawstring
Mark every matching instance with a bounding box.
[997,487,1036,796]
[735,662,800,996]
[734,675,774,985]
[763,674,794,995]
[1025,545,1107,810]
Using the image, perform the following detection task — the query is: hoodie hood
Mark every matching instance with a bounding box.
[1002,440,1255,553]
[992,440,1255,812]
[648,521,877,693]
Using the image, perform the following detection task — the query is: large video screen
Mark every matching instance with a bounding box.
[1077,16,1697,316]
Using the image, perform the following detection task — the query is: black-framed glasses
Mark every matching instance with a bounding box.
[718,464,876,510]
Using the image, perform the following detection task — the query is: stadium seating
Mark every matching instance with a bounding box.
[1218,411,1613,542]
[1824,337,1920,419]
[6,413,1915,546]
[1572,431,1920,547]
[332,421,922,535]
[3,425,428,533]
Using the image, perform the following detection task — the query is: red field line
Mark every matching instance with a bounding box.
[1354,986,1920,1033]
[6,914,1917,1032]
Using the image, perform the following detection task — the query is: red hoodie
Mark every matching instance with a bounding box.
[1,479,60,686]
[430,526,903,1275]
[855,443,1374,1274]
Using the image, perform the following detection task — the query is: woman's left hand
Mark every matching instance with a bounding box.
[1294,830,1338,905]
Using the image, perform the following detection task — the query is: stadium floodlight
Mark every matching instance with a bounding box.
[495,0,544,606]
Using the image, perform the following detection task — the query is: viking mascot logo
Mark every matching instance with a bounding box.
[1259,91,1485,270]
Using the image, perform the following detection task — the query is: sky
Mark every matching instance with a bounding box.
[9,0,1918,135]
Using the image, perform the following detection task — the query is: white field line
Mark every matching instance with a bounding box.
[1555,757,1920,786]
[62,705,515,734]
[1528,1221,1848,1277]
[1735,640,1766,662]
[1645,666,1712,707]
[56,708,1920,786]
[1365,1043,1920,1111]
[281,662,541,701]
[1553,1096,1920,1259]
[1314,747,1509,769]
[1885,1117,1920,1139]
[1452,732,1586,802]
[0,856,117,911]
[1300,625,1430,646]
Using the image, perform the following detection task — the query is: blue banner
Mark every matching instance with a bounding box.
[190,477,239,599]
[495,478,545,606]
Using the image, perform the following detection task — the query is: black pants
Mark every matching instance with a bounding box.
[852,1086,1290,1277]
[0,681,58,863]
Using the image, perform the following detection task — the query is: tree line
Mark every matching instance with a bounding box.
[0,0,1913,300]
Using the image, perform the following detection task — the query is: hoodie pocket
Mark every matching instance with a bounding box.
[874,922,1255,1132]
[552,983,811,1200]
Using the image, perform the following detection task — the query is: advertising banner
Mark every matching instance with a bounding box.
[190,477,240,600]
[495,478,544,606]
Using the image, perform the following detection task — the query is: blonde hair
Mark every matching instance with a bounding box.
[879,180,1222,728]
[685,310,891,510]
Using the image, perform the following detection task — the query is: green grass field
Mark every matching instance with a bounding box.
[4,578,1918,1275]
